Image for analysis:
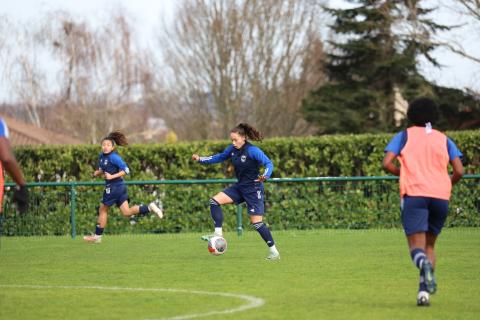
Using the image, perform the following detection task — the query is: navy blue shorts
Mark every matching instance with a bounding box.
[401,196,449,236]
[102,183,129,207]
[223,183,265,215]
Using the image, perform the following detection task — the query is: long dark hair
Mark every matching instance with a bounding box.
[103,130,128,146]
[231,123,263,141]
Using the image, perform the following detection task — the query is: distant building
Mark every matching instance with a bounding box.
[0,114,84,146]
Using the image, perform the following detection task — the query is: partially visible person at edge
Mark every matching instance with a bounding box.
[382,97,464,306]
[0,117,29,216]
[83,131,163,244]
[192,123,280,260]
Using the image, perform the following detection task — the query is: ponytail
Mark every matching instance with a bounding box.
[231,123,263,142]
[103,130,128,146]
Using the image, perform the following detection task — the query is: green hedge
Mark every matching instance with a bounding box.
[11,130,480,181]
[2,131,479,236]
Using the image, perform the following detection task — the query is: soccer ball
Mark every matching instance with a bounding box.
[208,236,227,255]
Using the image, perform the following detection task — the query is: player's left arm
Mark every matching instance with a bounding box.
[447,137,464,185]
[105,154,130,180]
[250,147,274,182]
[450,157,463,185]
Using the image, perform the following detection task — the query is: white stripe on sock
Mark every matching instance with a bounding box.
[413,253,426,267]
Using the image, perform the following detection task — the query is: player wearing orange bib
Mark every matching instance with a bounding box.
[382,98,464,306]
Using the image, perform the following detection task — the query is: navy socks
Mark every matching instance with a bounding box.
[419,268,427,292]
[252,222,275,247]
[95,224,104,236]
[210,198,224,228]
[410,248,427,269]
[139,204,149,216]
[411,248,434,292]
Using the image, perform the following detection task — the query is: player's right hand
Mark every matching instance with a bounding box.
[255,175,267,182]
[192,154,200,161]
[13,185,29,214]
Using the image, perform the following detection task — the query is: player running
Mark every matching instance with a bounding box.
[83,131,163,243]
[192,123,280,260]
[382,98,464,306]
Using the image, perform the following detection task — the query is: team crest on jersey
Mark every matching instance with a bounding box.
[241,155,247,162]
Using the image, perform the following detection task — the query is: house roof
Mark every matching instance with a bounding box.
[0,114,84,146]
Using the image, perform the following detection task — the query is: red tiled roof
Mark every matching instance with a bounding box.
[0,114,84,146]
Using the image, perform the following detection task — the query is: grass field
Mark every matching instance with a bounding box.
[0,229,479,320]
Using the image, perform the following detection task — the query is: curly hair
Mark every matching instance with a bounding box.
[103,130,128,146]
[407,97,440,126]
[231,123,263,141]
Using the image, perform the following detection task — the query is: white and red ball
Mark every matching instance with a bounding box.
[208,236,227,255]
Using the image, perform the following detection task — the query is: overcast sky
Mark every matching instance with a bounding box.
[1,0,479,93]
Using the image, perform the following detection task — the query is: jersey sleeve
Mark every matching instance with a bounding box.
[384,131,407,156]
[249,146,274,179]
[0,118,9,138]
[199,145,234,164]
[447,137,463,161]
[111,153,130,174]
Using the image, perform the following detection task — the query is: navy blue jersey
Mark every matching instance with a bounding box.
[199,142,273,185]
[98,151,130,185]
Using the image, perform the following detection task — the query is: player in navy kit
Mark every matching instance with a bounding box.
[192,123,280,260]
[83,131,163,243]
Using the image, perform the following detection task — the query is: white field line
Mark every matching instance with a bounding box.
[0,284,265,320]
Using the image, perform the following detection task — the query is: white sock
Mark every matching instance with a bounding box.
[269,245,278,253]
[215,227,223,236]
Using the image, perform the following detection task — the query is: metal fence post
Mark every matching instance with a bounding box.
[70,183,76,239]
[236,204,243,236]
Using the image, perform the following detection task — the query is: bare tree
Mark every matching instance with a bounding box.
[0,16,11,110]
[1,10,164,143]
[424,0,480,94]
[157,0,326,139]
[407,0,480,64]
[0,16,8,65]
[450,0,480,66]
[0,18,46,126]
[38,11,156,143]
[455,0,480,20]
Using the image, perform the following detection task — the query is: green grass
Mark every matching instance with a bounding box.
[0,229,479,319]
